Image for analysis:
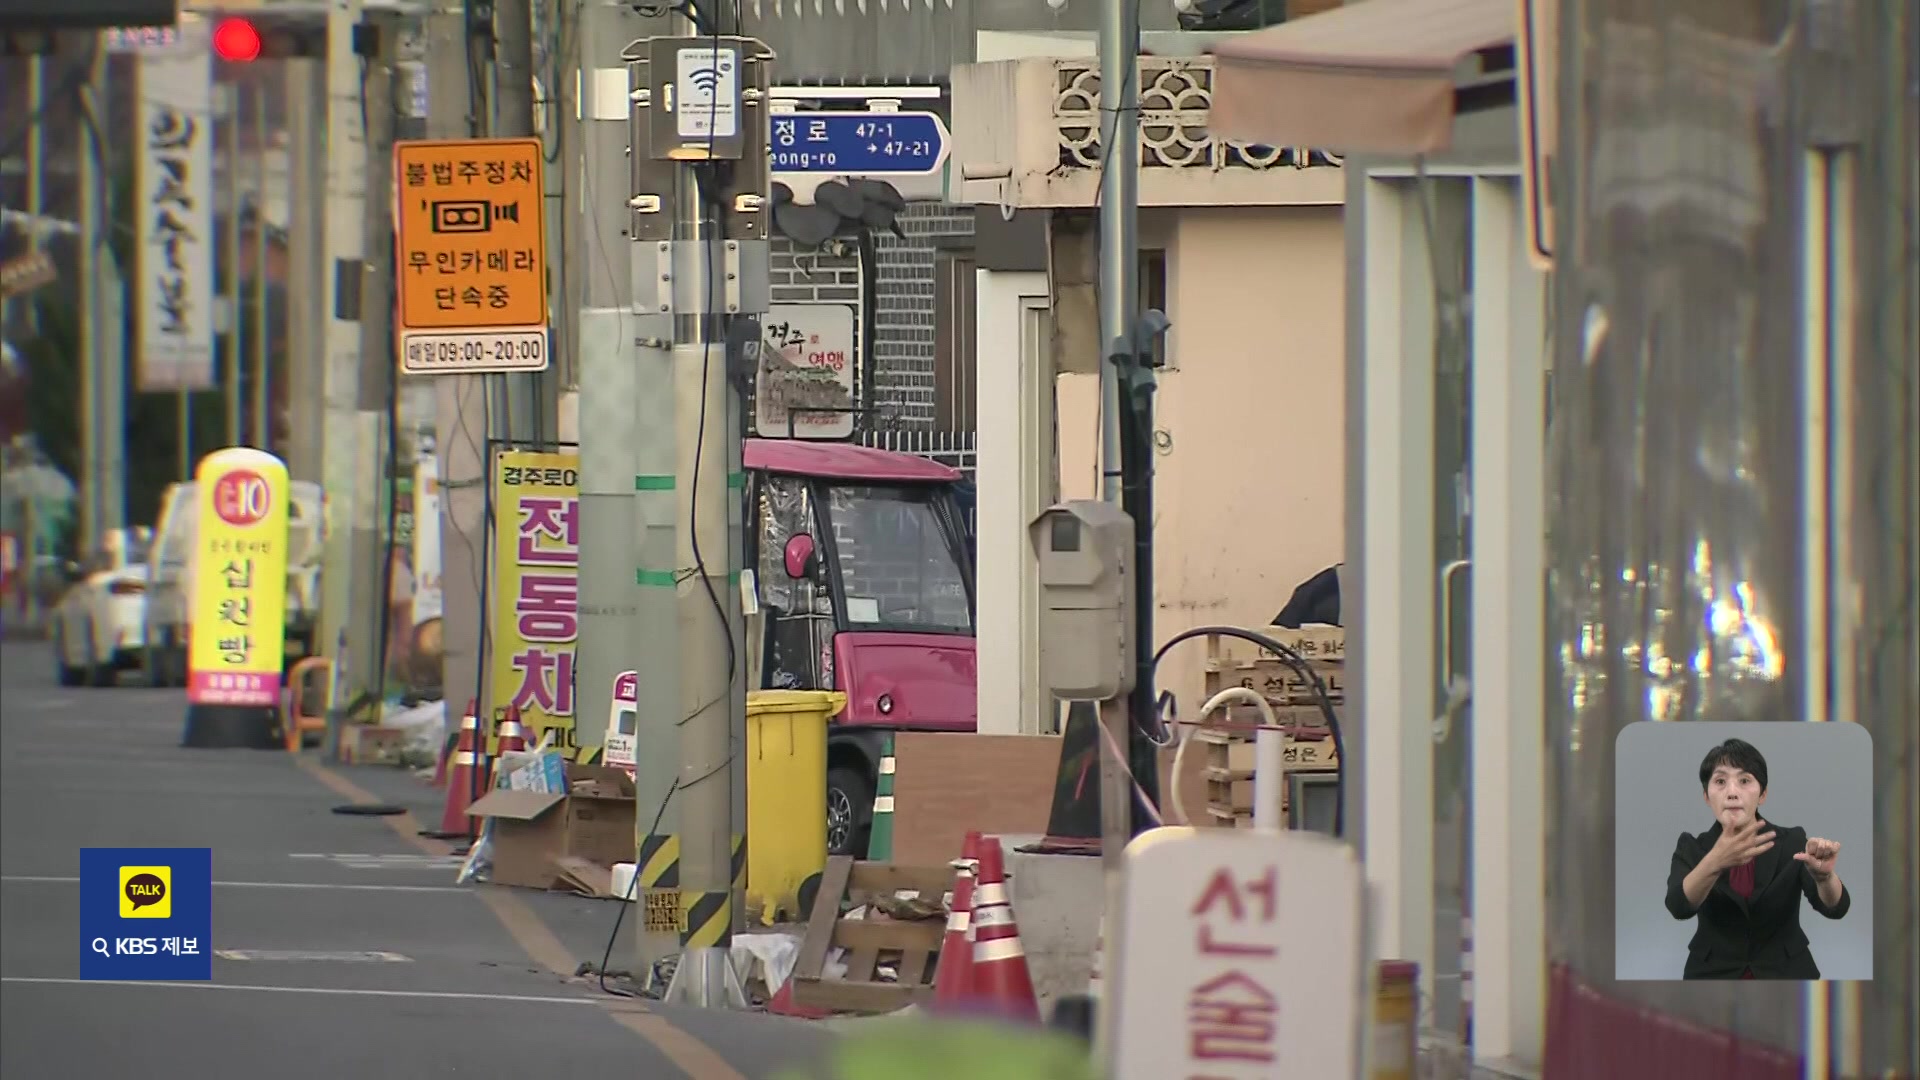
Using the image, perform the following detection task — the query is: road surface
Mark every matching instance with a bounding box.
[0,640,836,1079]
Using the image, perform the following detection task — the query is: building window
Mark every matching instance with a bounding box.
[933,251,977,432]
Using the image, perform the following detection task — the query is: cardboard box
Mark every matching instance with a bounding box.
[467,763,637,890]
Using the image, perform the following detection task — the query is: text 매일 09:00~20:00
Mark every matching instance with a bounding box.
[408,337,546,365]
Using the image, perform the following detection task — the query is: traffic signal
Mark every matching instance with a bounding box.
[205,12,324,60]
[211,17,261,62]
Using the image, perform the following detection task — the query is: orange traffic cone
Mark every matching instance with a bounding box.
[931,831,983,1012]
[765,977,830,1019]
[434,700,477,788]
[434,705,488,838]
[496,705,530,755]
[969,836,1040,1024]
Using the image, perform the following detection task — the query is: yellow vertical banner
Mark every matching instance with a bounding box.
[188,448,291,706]
[489,450,581,754]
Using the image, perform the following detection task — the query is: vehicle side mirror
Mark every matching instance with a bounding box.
[782,534,818,581]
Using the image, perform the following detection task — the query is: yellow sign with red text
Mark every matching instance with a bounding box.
[488,450,580,754]
[187,448,291,707]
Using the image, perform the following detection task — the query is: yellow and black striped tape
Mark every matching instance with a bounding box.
[636,833,747,891]
[680,890,732,949]
[574,745,603,765]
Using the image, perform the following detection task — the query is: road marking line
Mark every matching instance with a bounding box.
[0,977,606,1006]
[1,875,469,894]
[216,949,412,962]
[294,756,747,1080]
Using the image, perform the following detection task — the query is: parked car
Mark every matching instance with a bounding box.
[52,557,149,688]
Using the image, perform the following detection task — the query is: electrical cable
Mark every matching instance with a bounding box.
[1151,625,1345,837]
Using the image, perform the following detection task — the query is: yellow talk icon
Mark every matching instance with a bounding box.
[119,865,172,919]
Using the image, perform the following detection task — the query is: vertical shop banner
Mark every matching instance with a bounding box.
[489,450,580,753]
[754,304,857,440]
[187,448,290,706]
[136,20,216,391]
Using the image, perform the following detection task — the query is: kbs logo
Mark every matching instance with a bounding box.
[119,865,172,919]
[212,470,272,527]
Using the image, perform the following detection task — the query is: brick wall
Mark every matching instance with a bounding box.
[872,203,974,428]
[764,201,975,433]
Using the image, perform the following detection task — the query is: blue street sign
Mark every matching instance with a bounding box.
[770,111,952,176]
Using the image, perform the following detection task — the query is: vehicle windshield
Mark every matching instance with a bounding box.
[821,483,972,633]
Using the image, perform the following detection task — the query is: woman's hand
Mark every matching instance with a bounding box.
[1795,836,1841,880]
[1704,816,1775,873]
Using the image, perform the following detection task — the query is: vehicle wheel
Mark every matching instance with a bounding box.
[826,766,873,858]
[83,622,116,687]
[53,626,84,687]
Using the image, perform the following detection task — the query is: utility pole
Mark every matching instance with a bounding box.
[356,9,404,696]
[25,56,45,336]
[1096,0,1136,508]
[427,0,491,721]
[551,0,581,413]
[223,82,243,447]
[576,0,647,866]
[1094,0,1160,839]
[492,0,546,443]
[251,83,271,451]
[284,59,325,482]
[628,24,770,1009]
[77,40,126,548]
[319,0,377,704]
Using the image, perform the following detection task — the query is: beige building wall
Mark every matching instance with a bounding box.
[1057,204,1346,713]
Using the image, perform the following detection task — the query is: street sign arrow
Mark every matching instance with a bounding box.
[770,111,951,177]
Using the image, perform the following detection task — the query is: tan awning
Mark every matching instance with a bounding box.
[1208,0,1517,155]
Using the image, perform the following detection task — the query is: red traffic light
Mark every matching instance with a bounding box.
[212,18,263,62]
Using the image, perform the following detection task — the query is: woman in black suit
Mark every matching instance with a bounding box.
[1664,738,1850,979]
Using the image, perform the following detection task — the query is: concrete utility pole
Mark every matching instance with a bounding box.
[284,59,325,483]
[574,0,647,843]
[319,0,378,703]
[223,82,243,447]
[627,24,768,1008]
[77,40,126,548]
[251,84,271,451]
[356,9,405,690]
[551,0,581,407]
[1096,0,1138,506]
[491,0,548,443]
[427,0,491,718]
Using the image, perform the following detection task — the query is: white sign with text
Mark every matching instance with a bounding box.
[136,23,217,391]
[1109,827,1368,1080]
[754,304,857,440]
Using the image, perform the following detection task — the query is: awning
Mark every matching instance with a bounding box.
[1208,0,1517,155]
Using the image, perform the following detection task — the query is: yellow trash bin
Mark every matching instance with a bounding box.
[745,689,846,924]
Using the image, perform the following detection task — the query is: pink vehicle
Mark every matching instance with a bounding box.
[745,439,976,855]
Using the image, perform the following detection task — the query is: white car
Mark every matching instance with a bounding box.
[53,560,150,688]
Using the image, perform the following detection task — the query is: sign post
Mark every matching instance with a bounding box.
[769,111,951,176]
[393,137,551,375]
[182,447,292,749]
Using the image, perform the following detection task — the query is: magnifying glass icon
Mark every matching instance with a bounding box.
[90,938,110,957]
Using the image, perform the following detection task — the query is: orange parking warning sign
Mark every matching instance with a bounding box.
[393,137,551,375]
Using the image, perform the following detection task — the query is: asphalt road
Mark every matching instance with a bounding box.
[0,640,836,1079]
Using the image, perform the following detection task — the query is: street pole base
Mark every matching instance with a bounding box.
[180,704,281,750]
[662,946,746,1009]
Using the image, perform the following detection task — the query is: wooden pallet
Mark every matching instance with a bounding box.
[788,856,954,1014]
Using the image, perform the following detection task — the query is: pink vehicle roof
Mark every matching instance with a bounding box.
[743,439,961,483]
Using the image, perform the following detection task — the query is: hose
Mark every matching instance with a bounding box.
[1166,686,1277,827]
[1152,624,1345,837]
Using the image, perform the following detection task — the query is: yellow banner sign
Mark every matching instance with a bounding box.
[489,450,581,754]
[188,448,290,706]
